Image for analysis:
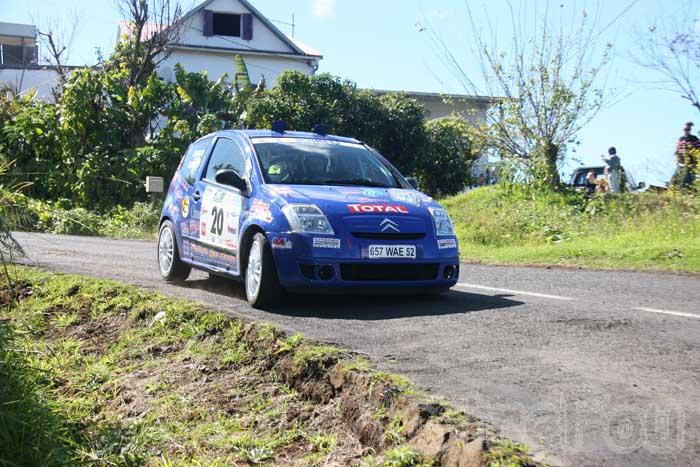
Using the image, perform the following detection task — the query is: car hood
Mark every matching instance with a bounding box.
[262,184,438,235]
[262,184,434,212]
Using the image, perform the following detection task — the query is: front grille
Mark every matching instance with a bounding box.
[351,232,425,240]
[340,263,439,281]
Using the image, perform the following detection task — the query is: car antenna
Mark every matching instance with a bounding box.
[312,124,328,136]
[271,120,286,133]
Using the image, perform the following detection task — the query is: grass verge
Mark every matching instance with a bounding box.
[443,186,700,272]
[0,266,539,466]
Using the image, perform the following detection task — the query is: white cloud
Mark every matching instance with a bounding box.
[311,0,336,20]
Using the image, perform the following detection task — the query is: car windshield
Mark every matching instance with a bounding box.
[252,138,401,188]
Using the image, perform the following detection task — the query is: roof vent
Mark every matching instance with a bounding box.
[271,120,287,133]
[312,124,328,136]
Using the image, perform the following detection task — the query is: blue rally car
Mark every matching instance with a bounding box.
[157,127,460,308]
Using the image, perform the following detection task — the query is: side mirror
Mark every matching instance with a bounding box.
[406,177,420,191]
[215,169,247,192]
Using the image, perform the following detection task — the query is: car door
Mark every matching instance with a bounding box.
[191,136,248,275]
[176,137,213,261]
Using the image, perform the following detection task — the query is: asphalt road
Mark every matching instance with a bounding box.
[12,232,700,467]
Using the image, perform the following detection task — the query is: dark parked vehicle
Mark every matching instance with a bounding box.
[568,166,645,192]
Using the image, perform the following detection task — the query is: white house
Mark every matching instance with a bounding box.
[121,0,323,86]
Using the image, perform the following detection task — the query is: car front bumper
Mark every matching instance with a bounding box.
[269,232,460,290]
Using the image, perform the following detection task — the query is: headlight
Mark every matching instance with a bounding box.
[429,207,455,236]
[282,204,334,234]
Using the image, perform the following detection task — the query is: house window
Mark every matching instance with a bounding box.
[0,43,37,66]
[212,13,241,37]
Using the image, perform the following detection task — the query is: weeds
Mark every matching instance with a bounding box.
[2,189,159,239]
[485,439,536,467]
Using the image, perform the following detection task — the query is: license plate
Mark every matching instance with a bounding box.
[368,245,416,259]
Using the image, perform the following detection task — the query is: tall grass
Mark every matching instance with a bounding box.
[442,185,700,271]
[0,320,80,466]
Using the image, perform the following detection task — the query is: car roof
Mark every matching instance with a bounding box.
[216,129,362,144]
[573,166,605,171]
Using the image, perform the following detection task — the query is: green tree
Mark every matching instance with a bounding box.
[369,93,426,174]
[2,95,62,200]
[417,118,475,197]
[246,71,427,174]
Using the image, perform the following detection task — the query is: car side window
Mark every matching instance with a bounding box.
[180,138,211,185]
[205,137,247,181]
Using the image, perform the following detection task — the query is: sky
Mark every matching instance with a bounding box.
[3,0,699,186]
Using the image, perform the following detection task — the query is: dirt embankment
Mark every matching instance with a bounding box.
[0,267,538,466]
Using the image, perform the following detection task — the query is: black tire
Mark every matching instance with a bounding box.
[157,220,191,282]
[244,232,283,308]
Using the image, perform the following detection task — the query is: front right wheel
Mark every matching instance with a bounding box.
[245,232,283,308]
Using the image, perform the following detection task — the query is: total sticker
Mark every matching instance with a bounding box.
[313,237,341,249]
[347,204,409,214]
[437,238,457,249]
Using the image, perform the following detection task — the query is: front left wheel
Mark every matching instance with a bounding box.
[245,232,283,308]
[158,220,191,282]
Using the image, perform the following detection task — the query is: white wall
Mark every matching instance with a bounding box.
[158,48,316,85]
[0,68,60,102]
[0,22,36,39]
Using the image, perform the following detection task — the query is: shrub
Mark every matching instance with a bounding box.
[100,202,160,238]
[0,188,159,239]
[417,118,476,197]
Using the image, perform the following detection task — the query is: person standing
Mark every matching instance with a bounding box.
[602,147,622,193]
[674,122,699,188]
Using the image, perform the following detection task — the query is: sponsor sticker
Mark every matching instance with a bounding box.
[362,188,385,198]
[389,189,421,206]
[438,238,457,249]
[268,164,281,175]
[181,196,190,218]
[271,237,293,250]
[253,138,359,147]
[189,220,199,235]
[269,185,297,197]
[209,250,236,262]
[313,237,341,249]
[199,187,242,259]
[191,243,209,256]
[250,199,273,222]
[213,191,227,203]
[347,204,409,214]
